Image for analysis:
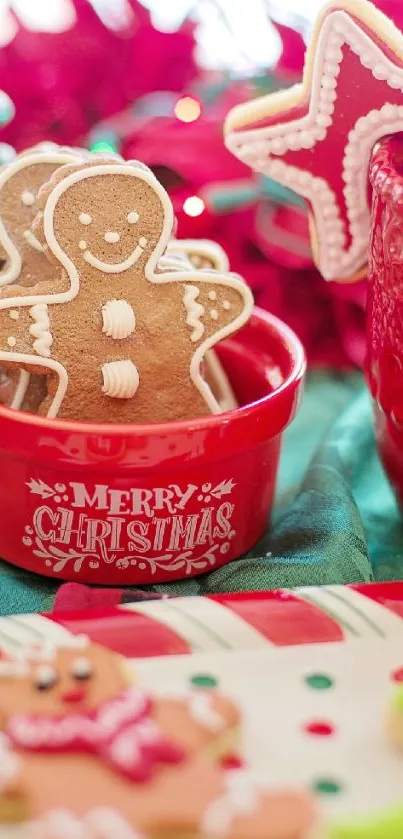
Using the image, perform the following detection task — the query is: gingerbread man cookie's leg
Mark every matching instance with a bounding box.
[180,272,253,413]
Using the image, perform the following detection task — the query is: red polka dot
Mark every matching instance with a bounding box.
[304,721,335,736]
[391,667,403,683]
[221,754,245,769]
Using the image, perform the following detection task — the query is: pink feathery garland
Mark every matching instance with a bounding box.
[0,0,198,150]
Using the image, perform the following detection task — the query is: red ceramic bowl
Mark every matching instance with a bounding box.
[0,307,305,585]
[368,135,403,506]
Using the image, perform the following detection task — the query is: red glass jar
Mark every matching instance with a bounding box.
[368,134,403,504]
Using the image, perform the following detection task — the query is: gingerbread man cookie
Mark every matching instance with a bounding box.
[0,143,82,413]
[0,159,253,423]
[0,143,82,289]
[0,640,321,839]
[158,239,238,412]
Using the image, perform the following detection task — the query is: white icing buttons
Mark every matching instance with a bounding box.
[127,211,139,224]
[21,190,35,207]
[102,360,139,399]
[102,299,136,340]
[9,310,19,320]
[79,240,87,251]
[79,213,92,225]
[7,336,16,347]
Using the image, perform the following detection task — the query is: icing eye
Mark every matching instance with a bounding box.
[79,213,92,226]
[21,190,35,207]
[34,664,58,691]
[127,211,139,224]
[71,657,93,681]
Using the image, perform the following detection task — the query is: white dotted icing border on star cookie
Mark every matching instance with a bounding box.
[226,10,403,281]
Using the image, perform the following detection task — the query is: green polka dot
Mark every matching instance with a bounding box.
[305,673,334,690]
[190,673,218,688]
[313,778,342,795]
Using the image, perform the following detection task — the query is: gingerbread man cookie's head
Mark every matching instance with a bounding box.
[0,638,129,724]
[35,158,171,281]
[0,144,82,288]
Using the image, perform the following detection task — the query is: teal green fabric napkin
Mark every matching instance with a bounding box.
[1,371,402,614]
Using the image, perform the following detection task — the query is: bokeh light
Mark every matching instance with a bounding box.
[0,91,15,127]
[90,140,117,154]
[0,143,16,165]
[174,97,201,123]
[183,196,205,217]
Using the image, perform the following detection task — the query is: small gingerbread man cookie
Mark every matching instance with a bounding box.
[0,143,82,289]
[157,240,238,412]
[0,639,322,839]
[0,159,253,423]
[0,143,83,413]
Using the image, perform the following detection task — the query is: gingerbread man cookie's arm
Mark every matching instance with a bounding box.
[0,280,63,359]
[180,271,253,413]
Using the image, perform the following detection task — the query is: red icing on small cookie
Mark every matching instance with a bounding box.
[225,0,403,282]
[7,686,184,783]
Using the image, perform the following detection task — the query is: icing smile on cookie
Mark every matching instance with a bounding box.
[80,235,149,274]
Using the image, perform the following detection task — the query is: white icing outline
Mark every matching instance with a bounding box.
[23,229,44,253]
[29,303,53,358]
[168,238,230,272]
[10,369,30,410]
[0,353,68,418]
[204,350,238,412]
[83,240,145,273]
[225,8,403,281]
[0,164,253,418]
[183,284,205,341]
[0,150,79,287]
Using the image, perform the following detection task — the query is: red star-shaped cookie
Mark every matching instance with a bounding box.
[225,0,403,282]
